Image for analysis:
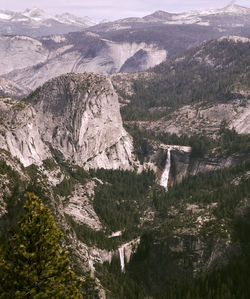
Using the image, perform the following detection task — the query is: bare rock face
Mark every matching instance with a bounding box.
[0,77,30,98]
[1,33,167,91]
[0,36,49,76]
[64,182,103,231]
[0,97,51,167]
[27,73,134,170]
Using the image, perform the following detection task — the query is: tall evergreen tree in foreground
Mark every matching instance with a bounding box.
[0,193,83,299]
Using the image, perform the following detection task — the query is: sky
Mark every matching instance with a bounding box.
[1,0,250,21]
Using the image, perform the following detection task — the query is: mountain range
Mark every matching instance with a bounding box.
[1,4,250,37]
[0,8,97,36]
[0,4,250,95]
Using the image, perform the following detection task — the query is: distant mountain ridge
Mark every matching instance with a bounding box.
[142,4,250,26]
[0,8,97,36]
[90,4,250,31]
[1,5,250,37]
[146,4,250,20]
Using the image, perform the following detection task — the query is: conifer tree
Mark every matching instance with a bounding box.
[0,193,83,298]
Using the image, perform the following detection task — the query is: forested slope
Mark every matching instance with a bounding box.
[118,37,250,121]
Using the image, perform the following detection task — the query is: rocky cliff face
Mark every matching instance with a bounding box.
[27,73,134,170]
[136,97,250,137]
[0,35,49,76]
[1,34,167,92]
[0,73,135,170]
[139,140,249,189]
[0,97,51,167]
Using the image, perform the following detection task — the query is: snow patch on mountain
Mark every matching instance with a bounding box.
[0,12,12,20]
[56,13,96,27]
[23,8,55,22]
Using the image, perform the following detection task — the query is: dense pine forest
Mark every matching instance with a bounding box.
[94,162,250,298]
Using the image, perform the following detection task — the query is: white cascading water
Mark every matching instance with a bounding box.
[160,149,171,189]
[118,247,125,272]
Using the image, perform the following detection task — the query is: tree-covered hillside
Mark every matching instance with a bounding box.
[95,162,250,298]
[120,38,250,120]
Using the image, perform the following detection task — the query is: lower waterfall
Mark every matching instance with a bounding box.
[160,148,171,189]
[118,247,125,272]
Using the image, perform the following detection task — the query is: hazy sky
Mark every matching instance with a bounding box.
[1,0,250,21]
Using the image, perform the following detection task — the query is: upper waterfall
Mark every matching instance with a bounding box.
[160,149,171,190]
[119,247,125,272]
